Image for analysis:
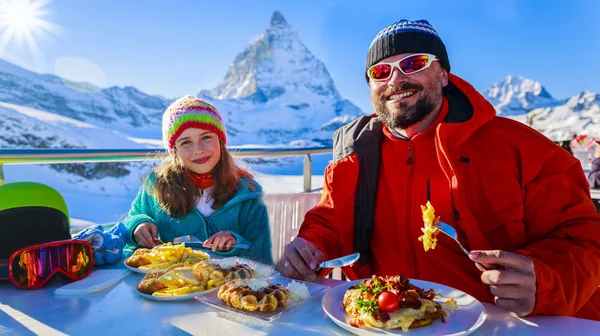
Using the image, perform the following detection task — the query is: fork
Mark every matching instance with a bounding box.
[435,221,487,272]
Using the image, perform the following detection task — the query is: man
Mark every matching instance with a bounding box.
[278,19,600,319]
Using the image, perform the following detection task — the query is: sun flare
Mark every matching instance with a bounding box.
[0,0,61,59]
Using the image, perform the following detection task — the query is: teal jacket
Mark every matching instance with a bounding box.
[123,174,273,265]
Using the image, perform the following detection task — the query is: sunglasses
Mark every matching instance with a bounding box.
[2,240,94,289]
[367,53,438,81]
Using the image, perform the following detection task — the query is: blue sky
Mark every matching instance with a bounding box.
[2,0,599,113]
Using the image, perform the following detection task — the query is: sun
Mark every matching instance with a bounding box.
[0,0,61,60]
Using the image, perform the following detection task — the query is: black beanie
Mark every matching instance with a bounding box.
[366,19,450,81]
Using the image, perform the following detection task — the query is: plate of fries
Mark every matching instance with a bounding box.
[124,242,210,274]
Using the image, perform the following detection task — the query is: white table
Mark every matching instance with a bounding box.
[1,263,599,336]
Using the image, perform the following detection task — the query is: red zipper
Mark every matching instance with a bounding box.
[405,142,420,278]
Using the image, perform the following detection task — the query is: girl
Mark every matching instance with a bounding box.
[123,95,273,265]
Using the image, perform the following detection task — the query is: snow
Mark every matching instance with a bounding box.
[485,76,600,141]
[486,75,557,115]
[2,163,325,225]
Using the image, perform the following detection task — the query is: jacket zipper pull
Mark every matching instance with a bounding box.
[427,178,431,202]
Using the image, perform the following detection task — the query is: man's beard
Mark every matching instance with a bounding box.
[372,82,442,130]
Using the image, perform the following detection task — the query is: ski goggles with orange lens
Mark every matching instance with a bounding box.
[3,240,93,289]
[367,53,438,81]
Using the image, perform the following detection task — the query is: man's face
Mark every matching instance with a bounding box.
[369,53,448,130]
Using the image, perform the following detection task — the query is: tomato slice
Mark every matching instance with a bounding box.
[377,291,399,312]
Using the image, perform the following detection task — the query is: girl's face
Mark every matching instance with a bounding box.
[174,128,221,174]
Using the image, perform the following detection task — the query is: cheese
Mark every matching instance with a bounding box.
[357,297,438,332]
[383,299,437,331]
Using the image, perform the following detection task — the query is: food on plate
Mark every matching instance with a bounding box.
[217,279,310,313]
[192,259,255,290]
[418,201,440,251]
[136,265,205,297]
[136,258,258,298]
[125,248,152,267]
[343,275,451,331]
[125,243,210,270]
[136,269,167,294]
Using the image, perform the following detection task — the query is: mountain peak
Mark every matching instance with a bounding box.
[485,75,556,115]
[270,10,288,28]
[500,75,547,93]
[196,10,363,146]
[202,9,341,104]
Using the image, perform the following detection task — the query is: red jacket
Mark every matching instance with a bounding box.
[298,74,600,320]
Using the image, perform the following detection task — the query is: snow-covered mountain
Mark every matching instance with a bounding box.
[0,59,168,138]
[199,11,363,146]
[486,76,600,140]
[485,75,560,115]
[0,101,158,223]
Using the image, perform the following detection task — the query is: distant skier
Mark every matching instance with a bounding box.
[588,140,600,189]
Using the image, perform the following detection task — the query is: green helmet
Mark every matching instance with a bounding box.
[0,182,71,277]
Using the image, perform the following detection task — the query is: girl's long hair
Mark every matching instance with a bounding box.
[150,141,251,218]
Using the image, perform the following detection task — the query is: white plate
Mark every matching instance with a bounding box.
[124,258,151,274]
[322,279,487,336]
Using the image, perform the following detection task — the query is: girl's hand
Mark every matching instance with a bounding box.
[204,231,237,252]
[133,222,162,247]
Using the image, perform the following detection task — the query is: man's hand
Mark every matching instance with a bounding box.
[133,222,161,247]
[469,250,537,316]
[278,237,326,281]
[204,231,237,252]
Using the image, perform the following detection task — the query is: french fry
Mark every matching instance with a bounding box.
[139,262,171,270]
[152,288,172,296]
[176,273,201,286]
[132,241,211,274]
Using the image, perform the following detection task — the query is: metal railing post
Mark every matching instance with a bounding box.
[0,163,4,186]
[303,154,312,192]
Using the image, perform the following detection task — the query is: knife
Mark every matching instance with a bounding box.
[319,253,360,269]
[173,235,250,250]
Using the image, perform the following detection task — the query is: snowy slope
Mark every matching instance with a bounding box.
[0,59,168,138]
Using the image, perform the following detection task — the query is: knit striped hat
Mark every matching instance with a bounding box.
[366,19,450,81]
[162,95,226,153]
